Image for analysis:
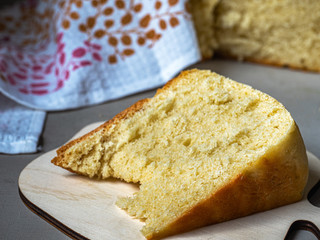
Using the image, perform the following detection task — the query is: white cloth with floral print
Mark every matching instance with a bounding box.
[0,94,46,154]
[0,0,201,154]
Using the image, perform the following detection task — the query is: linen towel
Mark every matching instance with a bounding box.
[0,0,201,154]
[0,94,45,154]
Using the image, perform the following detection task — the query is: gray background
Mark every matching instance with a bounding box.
[1,59,320,239]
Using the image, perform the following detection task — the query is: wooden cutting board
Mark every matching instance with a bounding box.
[19,122,320,240]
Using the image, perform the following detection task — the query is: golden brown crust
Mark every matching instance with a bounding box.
[246,57,320,73]
[147,122,308,240]
[51,69,195,169]
[215,52,320,73]
[51,98,150,167]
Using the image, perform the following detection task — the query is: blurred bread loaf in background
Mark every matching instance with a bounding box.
[191,0,320,72]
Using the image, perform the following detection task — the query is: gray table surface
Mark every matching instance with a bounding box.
[1,60,320,240]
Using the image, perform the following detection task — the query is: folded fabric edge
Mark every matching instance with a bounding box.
[0,110,46,155]
[0,52,201,111]
[0,138,40,154]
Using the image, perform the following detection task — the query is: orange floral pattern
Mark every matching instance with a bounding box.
[0,0,193,98]
[0,0,57,50]
[58,0,190,64]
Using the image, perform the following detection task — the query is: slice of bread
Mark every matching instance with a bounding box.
[191,0,320,72]
[52,69,308,239]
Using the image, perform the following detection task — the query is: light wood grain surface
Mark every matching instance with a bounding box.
[19,122,320,240]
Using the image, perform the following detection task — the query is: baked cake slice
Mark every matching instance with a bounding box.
[52,69,308,239]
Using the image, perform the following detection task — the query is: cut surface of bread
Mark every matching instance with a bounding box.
[191,0,320,72]
[52,69,308,239]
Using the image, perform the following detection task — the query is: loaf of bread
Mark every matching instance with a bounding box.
[191,0,320,72]
[52,69,308,239]
[189,0,219,59]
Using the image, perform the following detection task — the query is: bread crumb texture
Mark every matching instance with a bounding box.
[52,69,308,239]
[191,0,320,71]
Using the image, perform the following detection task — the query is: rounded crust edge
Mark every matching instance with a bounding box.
[146,121,308,240]
[215,52,320,73]
[51,98,150,169]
